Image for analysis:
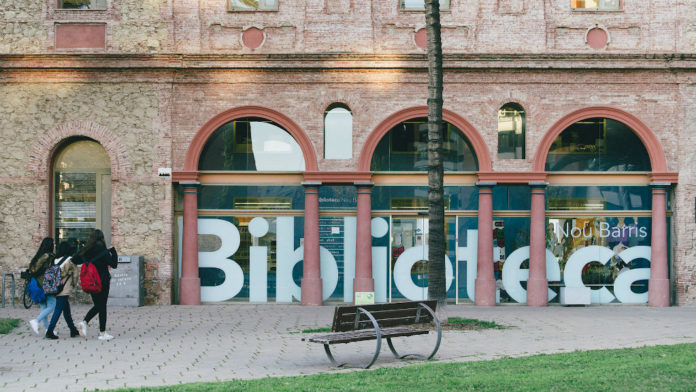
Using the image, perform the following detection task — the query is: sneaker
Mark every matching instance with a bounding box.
[28,319,39,335]
[78,321,87,338]
[45,330,58,340]
[70,328,80,338]
[97,332,113,341]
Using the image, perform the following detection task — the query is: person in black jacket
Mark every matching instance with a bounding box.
[71,229,118,341]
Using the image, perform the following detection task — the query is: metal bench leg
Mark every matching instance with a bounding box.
[386,303,442,361]
[322,308,383,369]
[323,344,347,367]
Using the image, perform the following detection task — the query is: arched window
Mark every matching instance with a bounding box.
[370,118,478,171]
[324,103,353,159]
[53,138,111,246]
[198,117,305,171]
[497,103,525,159]
[545,117,651,171]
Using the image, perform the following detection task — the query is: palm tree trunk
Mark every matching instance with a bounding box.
[425,0,446,308]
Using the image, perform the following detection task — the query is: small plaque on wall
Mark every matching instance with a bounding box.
[355,292,375,305]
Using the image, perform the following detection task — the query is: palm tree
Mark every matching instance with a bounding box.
[425,0,446,309]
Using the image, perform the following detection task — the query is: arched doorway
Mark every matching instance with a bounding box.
[176,107,318,305]
[359,107,491,304]
[52,138,111,247]
[531,107,674,306]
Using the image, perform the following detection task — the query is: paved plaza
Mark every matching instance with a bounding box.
[1,303,695,391]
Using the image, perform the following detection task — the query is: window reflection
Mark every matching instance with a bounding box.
[199,118,305,171]
[370,118,478,171]
[53,139,111,246]
[59,0,106,9]
[401,0,450,10]
[570,0,619,10]
[324,104,353,159]
[545,118,651,172]
[229,0,279,11]
[497,103,525,159]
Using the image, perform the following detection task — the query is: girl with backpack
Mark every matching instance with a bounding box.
[27,238,56,336]
[72,229,118,341]
[45,242,80,339]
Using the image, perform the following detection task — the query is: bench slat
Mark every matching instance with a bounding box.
[331,300,437,332]
[306,327,429,344]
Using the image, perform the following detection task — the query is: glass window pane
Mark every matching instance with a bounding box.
[55,172,97,243]
[546,186,653,211]
[229,0,279,11]
[318,186,357,210]
[371,186,478,211]
[545,118,651,172]
[401,0,450,10]
[198,186,305,210]
[370,118,478,171]
[199,118,305,171]
[571,0,619,10]
[53,139,110,246]
[493,185,531,210]
[547,216,652,303]
[497,103,525,159]
[59,0,106,9]
[324,106,353,159]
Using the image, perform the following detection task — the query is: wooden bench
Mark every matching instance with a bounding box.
[303,300,442,369]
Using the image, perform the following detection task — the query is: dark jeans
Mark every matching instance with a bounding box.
[47,296,76,333]
[84,283,109,332]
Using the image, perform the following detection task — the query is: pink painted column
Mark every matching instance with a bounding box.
[475,182,496,306]
[353,182,375,302]
[648,183,670,307]
[179,182,201,305]
[527,182,549,306]
[301,182,323,306]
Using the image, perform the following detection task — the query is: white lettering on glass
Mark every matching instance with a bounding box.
[193,219,651,305]
[613,246,650,303]
[393,245,453,301]
[564,246,616,303]
[198,219,244,302]
[371,218,389,303]
[501,247,560,303]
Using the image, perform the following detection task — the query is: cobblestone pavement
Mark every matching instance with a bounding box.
[1,303,695,391]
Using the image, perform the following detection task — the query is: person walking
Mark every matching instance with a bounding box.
[72,229,118,340]
[27,238,56,335]
[45,242,80,339]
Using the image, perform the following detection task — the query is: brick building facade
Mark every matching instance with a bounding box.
[1,1,694,306]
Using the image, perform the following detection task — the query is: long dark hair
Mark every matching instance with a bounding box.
[30,237,54,267]
[79,229,106,256]
[56,241,76,259]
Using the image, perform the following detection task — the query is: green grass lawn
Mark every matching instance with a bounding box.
[105,343,696,392]
[0,318,20,334]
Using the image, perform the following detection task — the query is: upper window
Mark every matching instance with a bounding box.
[324,104,353,160]
[400,0,451,10]
[58,0,106,9]
[371,118,478,171]
[199,117,305,172]
[497,103,525,159]
[571,0,619,11]
[229,0,279,11]
[545,118,651,172]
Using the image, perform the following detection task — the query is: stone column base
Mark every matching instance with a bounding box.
[301,277,323,306]
[526,278,549,306]
[353,277,375,294]
[648,278,670,307]
[179,277,201,305]
[474,278,497,306]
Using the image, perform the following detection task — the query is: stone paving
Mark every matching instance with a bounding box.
[1,303,695,392]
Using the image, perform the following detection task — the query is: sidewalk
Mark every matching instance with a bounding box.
[1,303,695,392]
